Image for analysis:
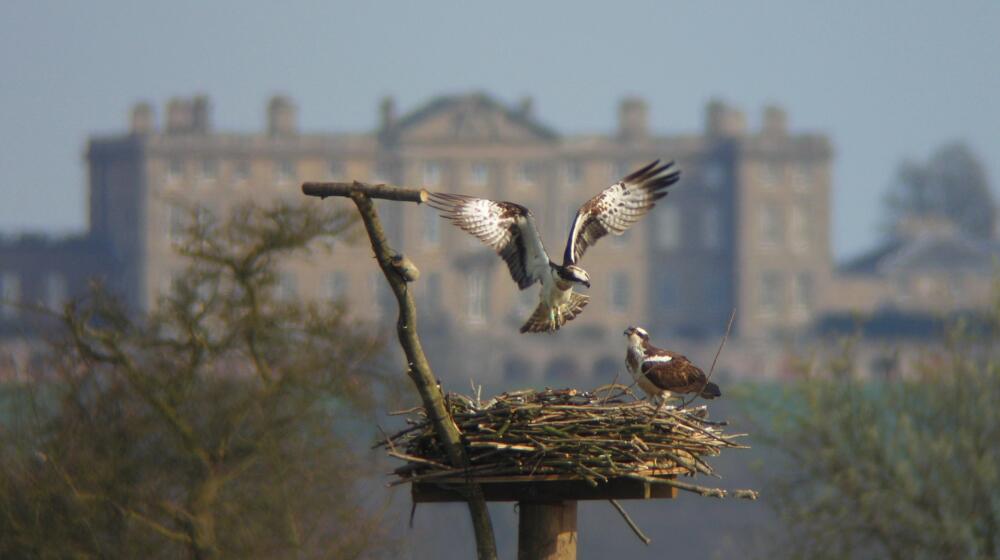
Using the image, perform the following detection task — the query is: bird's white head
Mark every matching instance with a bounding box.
[623,326,650,345]
[561,264,591,288]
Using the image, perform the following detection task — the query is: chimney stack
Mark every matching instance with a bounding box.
[379,96,396,131]
[705,99,746,137]
[618,97,649,141]
[267,95,297,136]
[191,95,210,133]
[165,96,211,134]
[761,105,787,137]
[165,98,192,134]
[130,102,155,135]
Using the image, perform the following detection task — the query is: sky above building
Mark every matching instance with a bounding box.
[1,0,997,259]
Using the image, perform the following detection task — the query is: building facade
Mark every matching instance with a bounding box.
[3,93,834,384]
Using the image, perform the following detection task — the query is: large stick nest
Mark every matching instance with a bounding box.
[380,386,755,498]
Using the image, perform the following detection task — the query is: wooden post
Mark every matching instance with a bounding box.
[518,501,578,560]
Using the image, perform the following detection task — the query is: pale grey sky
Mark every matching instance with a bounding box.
[1,0,997,259]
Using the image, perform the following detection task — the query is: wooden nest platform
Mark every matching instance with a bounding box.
[380,386,757,502]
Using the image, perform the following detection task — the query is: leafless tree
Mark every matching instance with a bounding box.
[749,298,1000,559]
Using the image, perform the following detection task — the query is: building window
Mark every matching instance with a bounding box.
[423,206,440,247]
[789,204,809,254]
[329,160,345,180]
[563,161,583,186]
[760,204,783,246]
[275,160,296,184]
[703,207,721,250]
[233,160,250,183]
[195,206,212,228]
[277,271,298,301]
[167,205,212,245]
[609,272,630,312]
[470,163,489,186]
[791,162,811,190]
[466,271,488,324]
[760,270,784,314]
[657,272,678,309]
[656,205,681,249]
[423,162,442,187]
[168,204,187,244]
[326,271,348,301]
[703,161,726,190]
[45,273,67,310]
[793,272,814,311]
[704,275,729,313]
[760,161,783,189]
[518,162,538,186]
[1,273,21,318]
[166,158,184,184]
[200,159,218,183]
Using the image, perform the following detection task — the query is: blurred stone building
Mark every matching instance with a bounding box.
[1,93,835,383]
[824,216,999,316]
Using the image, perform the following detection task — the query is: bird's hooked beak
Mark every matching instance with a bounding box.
[582,279,591,288]
[623,327,632,336]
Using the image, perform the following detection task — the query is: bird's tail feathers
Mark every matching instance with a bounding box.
[519,293,590,334]
[565,292,589,322]
[700,381,722,399]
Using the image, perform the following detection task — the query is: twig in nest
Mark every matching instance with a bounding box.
[609,499,652,545]
[379,388,755,500]
[377,424,396,454]
[598,371,621,404]
[681,309,736,409]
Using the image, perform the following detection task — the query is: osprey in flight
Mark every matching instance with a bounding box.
[624,326,721,402]
[427,160,679,333]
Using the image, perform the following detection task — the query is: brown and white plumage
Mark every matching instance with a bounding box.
[425,195,545,289]
[426,161,680,333]
[564,160,679,265]
[624,326,721,402]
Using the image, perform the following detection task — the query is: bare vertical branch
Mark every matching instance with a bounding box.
[347,191,498,560]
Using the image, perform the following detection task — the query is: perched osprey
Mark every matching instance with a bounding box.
[427,160,680,333]
[623,326,721,403]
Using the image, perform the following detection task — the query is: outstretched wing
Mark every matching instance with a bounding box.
[427,193,550,289]
[563,160,680,265]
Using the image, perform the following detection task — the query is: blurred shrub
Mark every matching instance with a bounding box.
[0,202,394,559]
[746,297,1000,559]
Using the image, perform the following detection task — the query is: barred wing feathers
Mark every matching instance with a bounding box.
[427,192,550,289]
[563,160,680,265]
